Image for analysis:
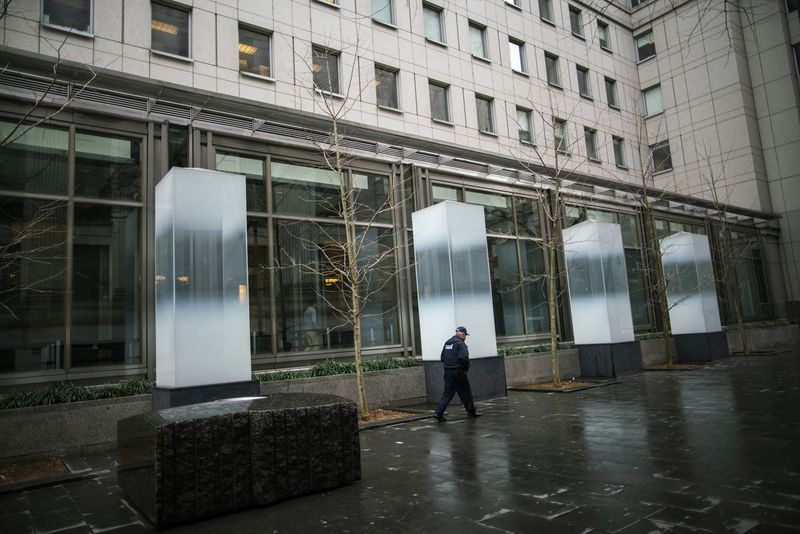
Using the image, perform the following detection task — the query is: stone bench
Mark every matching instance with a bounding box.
[117,393,361,526]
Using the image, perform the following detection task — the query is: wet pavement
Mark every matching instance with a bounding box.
[2,347,799,533]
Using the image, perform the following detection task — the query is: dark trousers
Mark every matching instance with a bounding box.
[435,368,476,416]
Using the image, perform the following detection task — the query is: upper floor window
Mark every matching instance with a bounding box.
[636,30,655,62]
[554,118,568,153]
[505,0,522,7]
[429,80,450,122]
[476,95,495,134]
[584,128,599,161]
[598,21,611,50]
[314,0,339,5]
[613,136,626,167]
[42,0,92,34]
[239,27,272,78]
[375,64,399,109]
[539,0,554,24]
[516,107,533,144]
[423,3,445,43]
[793,42,800,74]
[788,0,799,12]
[372,0,395,26]
[650,141,672,173]
[312,46,340,94]
[509,38,526,73]
[605,77,619,108]
[643,84,663,116]
[569,6,584,38]
[545,52,561,87]
[469,21,488,59]
[151,2,190,58]
[631,0,643,6]
[576,65,591,98]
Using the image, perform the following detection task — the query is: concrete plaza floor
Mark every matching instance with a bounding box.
[1,347,799,533]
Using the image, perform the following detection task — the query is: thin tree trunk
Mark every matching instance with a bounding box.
[549,190,561,388]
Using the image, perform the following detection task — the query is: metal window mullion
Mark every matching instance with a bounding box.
[63,125,76,372]
[266,154,278,360]
[145,121,156,381]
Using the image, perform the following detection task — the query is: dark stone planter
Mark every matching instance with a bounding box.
[151,380,261,410]
[577,341,642,378]
[424,356,507,404]
[674,331,729,362]
[117,393,361,526]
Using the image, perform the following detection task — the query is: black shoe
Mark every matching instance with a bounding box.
[434,414,447,422]
[468,412,483,418]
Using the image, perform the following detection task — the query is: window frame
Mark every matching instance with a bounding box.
[422,2,445,44]
[613,136,627,168]
[475,94,495,134]
[374,63,400,110]
[508,37,527,74]
[584,127,599,161]
[576,65,592,99]
[538,0,554,24]
[643,84,663,117]
[428,80,451,123]
[371,0,396,27]
[605,77,619,109]
[650,140,673,174]
[312,45,342,95]
[554,118,569,154]
[238,25,273,80]
[569,6,584,39]
[505,0,522,8]
[41,0,93,35]
[635,30,656,62]
[598,20,611,51]
[469,20,489,60]
[545,52,561,87]
[516,107,533,144]
[150,1,192,60]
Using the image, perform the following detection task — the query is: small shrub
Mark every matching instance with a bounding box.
[0,378,152,410]
[253,356,418,382]
[498,342,574,357]
[723,319,789,331]
[635,332,664,341]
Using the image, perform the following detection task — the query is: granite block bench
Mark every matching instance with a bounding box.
[117,393,361,526]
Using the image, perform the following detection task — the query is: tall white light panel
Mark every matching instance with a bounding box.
[155,168,251,388]
[412,201,497,361]
[563,220,635,344]
[660,231,722,334]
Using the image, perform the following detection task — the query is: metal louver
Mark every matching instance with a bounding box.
[0,71,69,97]
[74,88,148,112]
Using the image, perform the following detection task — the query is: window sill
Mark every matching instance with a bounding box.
[472,54,491,64]
[315,89,345,99]
[601,45,613,53]
[512,69,529,77]
[313,0,340,8]
[541,17,556,27]
[241,71,276,83]
[557,150,571,156]
[572,32,586,41]
[372,19,398,30]
[520,140,535,146]
[645,111,664,119]
[425,37,447,48]
[505,2,523,10]
[588,157,602,164]
[636,55,656,65]
[548,82,563,90]
[580,94,593,101]
[608,104,621,111]
[41,22,94,38]
[377,105,403,114]
[616,164,629,170]
[151,50,193,63]
[653,168,673,175]
[479,129,498,137]
[432,118,454,126]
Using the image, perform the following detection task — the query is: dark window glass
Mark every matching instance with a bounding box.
[619,213,639,247]
[43,0,91,32]
[465,190,513,235]
[605,77,618,107]
[71,204,140,367]
[216,152,266,212]
[545,53,560,86]
[584,128,598,160]
[564,205,584,228]
[352,173,392,223]
[375,65,399,109]
[75,132,141,201]
[429,82,450,122]
[423,3,444,42]
[613,136,626,167]
[577,65,591,97]
[0,197,67,372]
[793,42,800,73]
[598,21,610,49]
[239,27,271,77]
[569,6,583,37]
[539,0,553,21]
[151,2,190,57]
[516,107,532,144]
[168,125,188,169]
[357,226,399,347]
[271,161,341,218]
[372,0,394,25]
[488,238,524,336]
[312,46,340,93]
[469,22,487,58]
[248,218,271,354]
[476,96,494,133]
[554,118,568,152]
[520,241,548,334]
[625,248,650,327]
[431,184,460,203]
[636,31,655,61]
[515,197,540,238]
[651,141,672,172]
[0,122,68,195]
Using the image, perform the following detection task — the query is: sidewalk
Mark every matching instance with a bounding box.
[1,347,799,533]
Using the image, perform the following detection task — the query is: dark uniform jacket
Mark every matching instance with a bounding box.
[441,335,470,371]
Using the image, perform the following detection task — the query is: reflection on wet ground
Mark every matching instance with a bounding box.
[1,347,799,533]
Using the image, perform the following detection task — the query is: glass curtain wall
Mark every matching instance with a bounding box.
[0,121,143,374]
[431,184,548,338]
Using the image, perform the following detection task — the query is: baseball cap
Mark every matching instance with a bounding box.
[455,326,469,335]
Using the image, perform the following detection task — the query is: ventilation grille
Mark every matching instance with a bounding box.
[195,110,252,130]
[378,146,404,159]
[406,152,439,164]
[75,88,148,112]
[494,169,517,179]
[257,122,330,144]
[0,72,69,97]
[450,159,488,174]
[339,138,376,153]
[150,102,191,120]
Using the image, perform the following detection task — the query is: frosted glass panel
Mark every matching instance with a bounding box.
[660,231,722,334]
[155,168,251,388]
[563,220,634,344]
[412,201,497,361]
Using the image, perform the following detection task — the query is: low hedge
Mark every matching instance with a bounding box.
[0,378,152,410]
[498,342,575,357]
[254,356,419,383]
[723,319,789,331]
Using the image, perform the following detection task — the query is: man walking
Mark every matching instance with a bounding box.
[434,326,482,422]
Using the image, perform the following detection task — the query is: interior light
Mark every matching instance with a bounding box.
[176,275,189,283]
[324,277,340,286]
[151,20,179,35]
[239,43,257,55]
